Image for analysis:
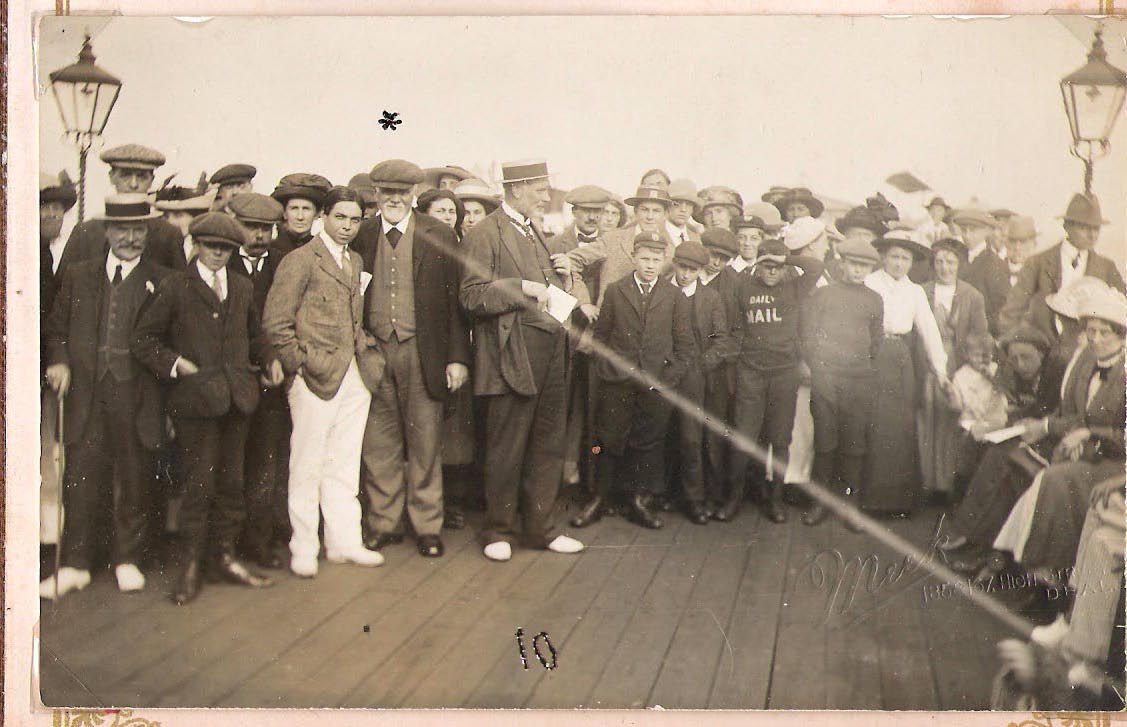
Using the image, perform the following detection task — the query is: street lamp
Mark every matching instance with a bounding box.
[49,33,122,222]
[1060,25,1127,195]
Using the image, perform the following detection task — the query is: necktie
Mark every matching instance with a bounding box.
[244,255,259,277]
[387,227,402,248]
[211,271,225,302]
[681,232,687,243]
[1072,253,1082,270]
[112,263,123,287]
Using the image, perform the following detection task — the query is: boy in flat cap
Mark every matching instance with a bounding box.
[41,194,170,600]
[59,144,185,275]
[954,208,1011,336]
[351,159,471,560]
[730,214,766,275]
[227,192,291,568]
[132,212,284,604]
[210,163,257,210]
[579,231,695,530]
[799,238,884,526]
[270,173,333,257]
[726,240,824,523]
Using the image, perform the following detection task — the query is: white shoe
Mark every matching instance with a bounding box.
[547,535,584,554]
[483,541,512,562]
[562,461,580,486]
[327,548,385,567]
[39,567,91,600]
[1031,614,1070,649]
[115,563,146,592]
[290,556,319,578]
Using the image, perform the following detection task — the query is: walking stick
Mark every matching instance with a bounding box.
[54,390,65,607]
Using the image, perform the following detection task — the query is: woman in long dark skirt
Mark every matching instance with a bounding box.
[861,233,949,515]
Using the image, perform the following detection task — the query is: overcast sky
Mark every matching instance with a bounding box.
[37,14,1127,264]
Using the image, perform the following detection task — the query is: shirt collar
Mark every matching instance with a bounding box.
[195,259,226,284]
[699,269,720,285]
[106,251,141,280]
[1061,238,1085,262]
[381,211,412,236]
[501,201,532,228]
[666,221,687,241]
[967,241,988,262]
[318,231,349,263]
[633,272,656,293]
[679,279,697,297]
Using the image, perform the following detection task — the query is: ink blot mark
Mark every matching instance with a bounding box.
[516,627,558,670]
[379,110,403,131]
[363,624,370,633]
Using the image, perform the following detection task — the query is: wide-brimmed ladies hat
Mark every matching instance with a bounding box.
[873,229,931,262]
[422,165,474,189]
[1076,284,1127,331]
[775,187,824,219]
[834,206,886,237]
[932,237,969,260]
[693,185,743,224]
[453,178,501,212]
[1046,276,1114,320]
[96,193,162,222]
[742,201,785,232]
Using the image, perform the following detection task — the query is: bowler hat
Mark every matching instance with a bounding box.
[190,212,247,249]
[1076,285,1127,331]
[700,227,739,257]
[776,188,824,219]
[501,159,551,185]
[565,185,612,209]
[743,202,785,232]
[100,143,166,171]
[873,230,931,262]
[1046,276,1114,320]
[370,159,424,189]
[667,179,700,208]
[272,173,332,207]
[1007,216,1038,242]
[783,216,827,252]
[926,197,951,211]
[633,231,666,253]
[96,193,161,222]
[755,239,790,265]
[228,192,284,224]
[999,324,1053,356]
[40,171,77,211]
[673,240,709,268]
[625,186,673,208]
[422,165,473,189]
[694,185,744,224]
[1059,193,1108,227]
[837,238,881,265]
[835,206,886,237]
[210,163,256,186]
[454,178,501,212]
[951,208,996,229]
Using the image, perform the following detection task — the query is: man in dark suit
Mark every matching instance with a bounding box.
[460,159,586,562]
[132,212,283,605]
[227,193,290,569]
[351,160,471,559]
[57,144,185,276]
[40,194,170,601]
[954,208,1011,335]
[269,173,333,257]
[40,172,78,360]
[999,193,1125,334]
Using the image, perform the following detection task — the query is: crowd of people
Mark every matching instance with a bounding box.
[37,144,1125,704]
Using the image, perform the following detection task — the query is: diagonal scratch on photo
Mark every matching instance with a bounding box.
[33,12,1127,712]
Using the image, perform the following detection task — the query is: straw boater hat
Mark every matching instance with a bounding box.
[501,159,551,185]
[453,178,501,212]
[693,185,743,223]
[422,165,474,189]
[96,193,161,221]
[1076,284,1127,331]
[1058,193,1108,227]
[1046,276,1114,321]
[40,171,77,211]
[776,187,824,219]
[625,186,673,208]
[872,228,931,262]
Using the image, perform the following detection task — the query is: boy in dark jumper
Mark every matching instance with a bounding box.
[727,239,824,523]
[798,237,884,526]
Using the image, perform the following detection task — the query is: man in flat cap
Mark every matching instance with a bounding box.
[460,159,585,562]
[132,212,283,604]
[999,193,1125,334]
[954,208,1012,335]
[227,192,291,569]
[351,159,471,560]
[270,172,333,257]
[41,194,171,600]
[58,144,185,275]
[210,163,257,210]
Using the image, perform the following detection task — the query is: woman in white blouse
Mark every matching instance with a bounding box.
[863,233,950,516]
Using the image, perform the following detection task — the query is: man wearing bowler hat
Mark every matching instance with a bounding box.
[460,158,585,561]
[41,194,171,600]
[351,159,471,559]
[132,212,284,604]
[210,163,257,210]
[270,172,333,257]
[59,144,185,275]
[999,193,1125,334]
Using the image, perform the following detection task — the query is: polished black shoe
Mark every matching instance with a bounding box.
[712,499,740,522]
[417,534,445,558]
[247,545,285,570]
[628,494,664,529]
[686,501,709,525]
[364,532,405,551]
[765,498,788,524]
[570,496,606,528]
[171,559,203,606]
[801,503,829,526]
[213,552,274,588]
[653,494,674,513]
[443,506,466,530]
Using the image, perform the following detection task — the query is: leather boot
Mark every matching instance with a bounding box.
[570,496,605,528]
[212,548,274,589]
[172,557,203,606]
[765,481,788,524]
[627,493,663,529]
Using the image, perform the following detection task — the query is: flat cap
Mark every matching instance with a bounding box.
[783,216,827,251]
[189,211,247,248]
[228,192,284,224]
[210,164,257,185]
[272,173,333,206]
[370,159,424,189]
[951,208,996,229]
[633,231,667,252]
[100,143,166,171]
[755,239,790,265]
[565,185,612,209]
[348,172,376,191]
[673,240,710,268]
[700,227,739,257]
[836,238,881,265]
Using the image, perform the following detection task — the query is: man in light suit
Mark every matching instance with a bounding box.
[351,159,471,559]
[460,159,585,562]
[999,193,1125,334]
[954,208,1011,336]
[263,186,386,578]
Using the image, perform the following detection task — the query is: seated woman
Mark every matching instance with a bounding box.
[942,324,1059,571]
[989,286,1125,589]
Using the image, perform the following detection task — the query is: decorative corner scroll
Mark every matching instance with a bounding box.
[52,710,162,727]
[1007,712,1113,727]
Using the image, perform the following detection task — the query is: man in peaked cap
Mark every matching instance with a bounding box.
[999,193,1125,335]
[270,172,333,257]
[352,159,471,560]
[460,158,586,561]
[731,214,766,274]
[954,207,1011,335]
[58,143,185,275]
[41,194,172,601]
[666,179,702,245]
[210,164,257,210]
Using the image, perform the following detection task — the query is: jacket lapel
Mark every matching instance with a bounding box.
[497,215,530,277]
[1045,243,1063,292]
[622,276,643,319]
[187,262,225,314]
[314,236,352,289]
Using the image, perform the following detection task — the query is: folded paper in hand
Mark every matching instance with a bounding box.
[546,285,578,324]
[982,424,1026,444]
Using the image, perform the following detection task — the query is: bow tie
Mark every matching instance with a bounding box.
[577,233,597,243]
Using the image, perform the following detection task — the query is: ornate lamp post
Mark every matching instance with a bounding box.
[1060,26,1127,195]
[49,33,122,222]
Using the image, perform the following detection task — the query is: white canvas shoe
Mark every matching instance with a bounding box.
[115,563,146,592]
[1030,614,1070,649]
[547,535,584,554]
[483,541,512,562]
[39,567,91,600]
[327,549,385,567]
[290,556,319,578]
